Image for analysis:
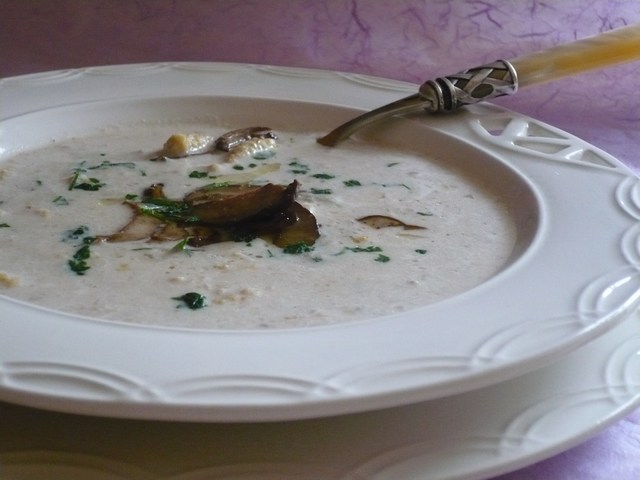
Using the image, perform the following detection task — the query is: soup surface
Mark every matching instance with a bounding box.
[0,120,517,329]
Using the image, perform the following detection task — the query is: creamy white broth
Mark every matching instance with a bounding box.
[0,120,517,329]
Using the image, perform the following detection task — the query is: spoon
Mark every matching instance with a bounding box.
[317,23,640,147]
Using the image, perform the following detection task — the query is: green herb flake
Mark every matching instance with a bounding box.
[312,173,335,180]
[71,177,105,191]
[346,246,382,253]
[138,198,194,223]
[417,211,433,217]
[171,237,196,256]
[288,159,309,174]
[387,162,400,167]
[65,225,89,241]
[343,179,362,187]
[310,188,332,195]
[232,165,245,171]
[374,254,390,263]
[415,249,428,255]
[0,223,10,228]
[68,236,96,275]
[189,170,208,178]
[283,242,314,254]
[173,292,208,310]
[52,195,69,206]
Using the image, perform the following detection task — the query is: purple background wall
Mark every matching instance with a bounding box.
[2,1,640,479]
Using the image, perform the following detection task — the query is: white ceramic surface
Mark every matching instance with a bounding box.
[1,63,640,421]
[1,310,639,480]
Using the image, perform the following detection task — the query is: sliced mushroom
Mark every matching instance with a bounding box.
[215,127,277,151]
[273,202,320,248]
[357,215,426,230]
[186,181,298,225]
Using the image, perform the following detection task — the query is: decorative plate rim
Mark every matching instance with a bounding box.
[1,62,639,421]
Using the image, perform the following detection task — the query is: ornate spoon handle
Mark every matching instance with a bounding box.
[319,24,640,146]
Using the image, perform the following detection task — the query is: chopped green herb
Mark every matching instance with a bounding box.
[125,193,138,200]
[69,160,142,191]
[343,179,362,187]
[312,173,335,179]
[288,159,309,174]
[0,223,10,228]
[417,211,433,216]
[138,198,195,223]
[248,163,257,168]
[346,246,382,253]
[283,242,314,254]
[69,173,105,192]
[188,170,208,178]
[173,292,208,310]
[68,236,96,275]
[374,254,390,263]
[171,237,195,256]
[65,225,89,241]
[415,249,428,254]
[232,165,245,171]
[88,160,137,171]
[387,162,400,167]
[310,188,332,195]
[52,195,69,205]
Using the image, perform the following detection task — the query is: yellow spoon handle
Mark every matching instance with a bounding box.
[511,23,640,88]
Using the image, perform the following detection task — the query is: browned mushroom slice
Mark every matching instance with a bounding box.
[357,215,425,230]
[151,222,189,242]
[215,127,277,151]
[97,204,165,243]
[186,181,298,225]
[143,183,168,199]
[273,202,320,248]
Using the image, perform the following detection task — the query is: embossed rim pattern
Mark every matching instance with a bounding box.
[1,312,639,480]
[1,62,640,421]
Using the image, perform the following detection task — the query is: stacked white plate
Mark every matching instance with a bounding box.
[1,63,639,479]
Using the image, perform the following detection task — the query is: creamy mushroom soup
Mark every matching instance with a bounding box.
[0,120,518,329]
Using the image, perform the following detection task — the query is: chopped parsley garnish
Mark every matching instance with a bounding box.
[69,160,143,191]
[171,237,195,256]
[312,173,335,179]
[52,195,69,205]
[310,188,332,195]
[345,246,382,253]
[232,165,245,170]
[0,223,9,228]
[173,292,208,310]
[137,198,196,223]
[283,242,314,254]
[336,245,389,262]
[68,236,96,275]
[343,179,362,187]
[417,211,433,216]
[288,159,309,174]
[65,225,89,241]
[70,176,105,191]
[188,170,208,178]
[415,249,428,254]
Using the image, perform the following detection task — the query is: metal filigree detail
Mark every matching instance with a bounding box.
[419,60,517,112]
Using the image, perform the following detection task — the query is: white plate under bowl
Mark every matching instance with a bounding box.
[1,309,639,480]
[1,63,640,421]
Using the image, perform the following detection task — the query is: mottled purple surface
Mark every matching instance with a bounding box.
[2,1,640,478]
